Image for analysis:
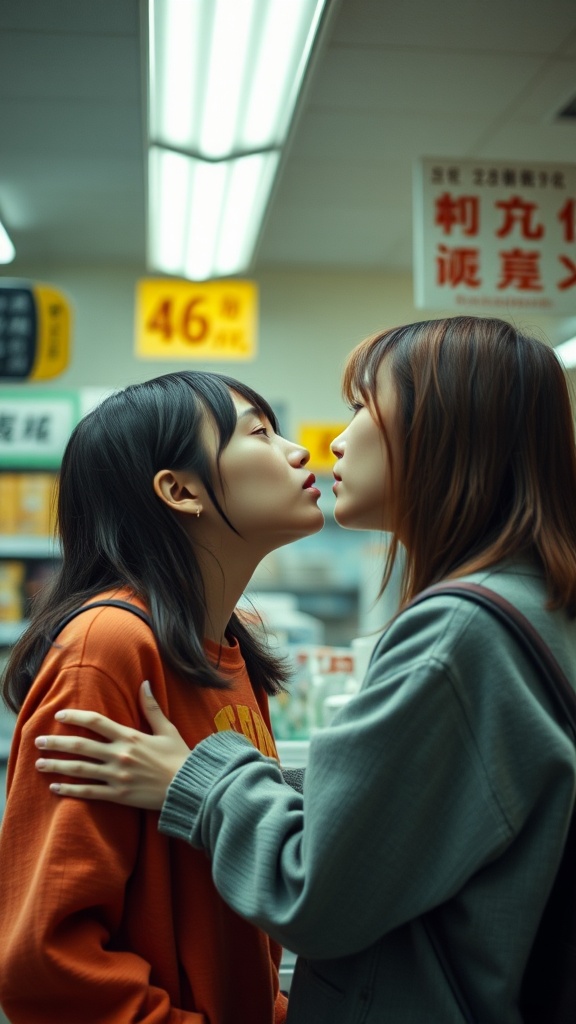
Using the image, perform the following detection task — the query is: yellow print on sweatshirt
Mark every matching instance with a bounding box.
[213,704,277,758]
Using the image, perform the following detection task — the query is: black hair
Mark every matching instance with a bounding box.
[2,371,289,712]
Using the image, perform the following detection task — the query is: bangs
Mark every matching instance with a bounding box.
[203,372,281,445]
[177,372,281,454]
[342,329,398,407]
[223,378,281,435]
[340,331,381,403]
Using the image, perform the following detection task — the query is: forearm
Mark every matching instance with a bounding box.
[159,732,307,943]
[159,649,512,960]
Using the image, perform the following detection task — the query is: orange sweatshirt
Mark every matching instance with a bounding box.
[0,592,288,1024]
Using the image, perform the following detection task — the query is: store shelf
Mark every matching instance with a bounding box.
[0,536,59,558]
[276,739,309,767]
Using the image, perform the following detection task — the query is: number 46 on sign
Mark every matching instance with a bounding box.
[135,279,257,361]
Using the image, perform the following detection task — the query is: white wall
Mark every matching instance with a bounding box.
[5,263,575,431]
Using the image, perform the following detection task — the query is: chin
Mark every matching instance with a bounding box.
[333,503,355,528]
[333,507,374,531]
[276,510,325,544]
[333,511,357,530]
[300,509,325,537]
[310,510,325,534]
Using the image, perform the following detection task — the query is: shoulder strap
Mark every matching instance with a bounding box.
[49,599,152,643]
[407,581,576,742]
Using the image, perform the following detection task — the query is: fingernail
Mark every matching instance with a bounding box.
[36,736,47,748]
[49,784,61,794]
[143,680,152,696]
[36,759,46,768]
[55,711,67,720]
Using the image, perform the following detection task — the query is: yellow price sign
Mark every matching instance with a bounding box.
[135,278,257,361]
[298,423,348,473]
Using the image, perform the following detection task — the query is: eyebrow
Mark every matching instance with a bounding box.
[236,406,265,422]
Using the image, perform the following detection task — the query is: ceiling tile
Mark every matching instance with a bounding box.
[0,0,139,34]
[0,99,142,158]
[331,0,576,54]
[475,120,576,161]
[307,48,547,117]
[506,58,576,120]
[0,32,140,101]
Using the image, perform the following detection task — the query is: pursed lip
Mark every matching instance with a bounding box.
[303,473,316,489]
[333,472,342,482]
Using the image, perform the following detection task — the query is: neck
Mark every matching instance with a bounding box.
[195,539,264,647]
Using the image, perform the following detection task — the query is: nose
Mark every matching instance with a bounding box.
[330,432,345,458]
[287,441,310,467]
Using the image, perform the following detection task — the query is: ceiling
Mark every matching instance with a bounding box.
[0,0,575,276]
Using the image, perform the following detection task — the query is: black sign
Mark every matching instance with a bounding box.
[0,285,37,379]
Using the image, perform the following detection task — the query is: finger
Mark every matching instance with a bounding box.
[48,781,121,801]
[139,681,177,737]
[52,709,133,741]
[35,734,112,758]
[36,757,109,779]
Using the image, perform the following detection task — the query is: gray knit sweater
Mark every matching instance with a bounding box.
[159,563,576,1023]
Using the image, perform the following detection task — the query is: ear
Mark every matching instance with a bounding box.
[153,469,203,517]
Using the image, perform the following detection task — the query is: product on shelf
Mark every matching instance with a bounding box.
[0,472,58,536]
[269,645,357,740]
[0,475,19,534]
[0,561,25,622]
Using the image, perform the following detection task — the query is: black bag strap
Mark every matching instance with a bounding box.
[404,580,576,1024]
[49,599,152,642]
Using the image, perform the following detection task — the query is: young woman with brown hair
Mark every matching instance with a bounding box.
[29,317,576,1023]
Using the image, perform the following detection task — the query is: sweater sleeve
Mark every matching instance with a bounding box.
[158,598,535,960]
[0,663,200,1024]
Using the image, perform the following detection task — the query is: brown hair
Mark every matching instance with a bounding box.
[343,315,576,614]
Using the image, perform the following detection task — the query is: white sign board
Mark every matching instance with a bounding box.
[0,391,79,467]
[413,158,576,313]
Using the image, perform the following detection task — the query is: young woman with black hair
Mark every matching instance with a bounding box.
[29,316,576,1023]
[0,371,324,1024]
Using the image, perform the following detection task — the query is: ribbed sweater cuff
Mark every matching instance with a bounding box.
[159,731,252,845]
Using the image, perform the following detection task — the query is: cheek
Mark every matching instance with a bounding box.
[343,450,389,509]
[353,435,385,480]
[223,469,282,519]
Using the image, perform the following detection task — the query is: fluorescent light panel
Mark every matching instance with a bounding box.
[148,146,280,280]
[0,219,15,263]
[150,0,328,159]
[555,336,576,369]
[147,0,328,280]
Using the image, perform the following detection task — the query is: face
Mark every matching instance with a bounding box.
[331,360,402,533]
[213,393,324,550]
